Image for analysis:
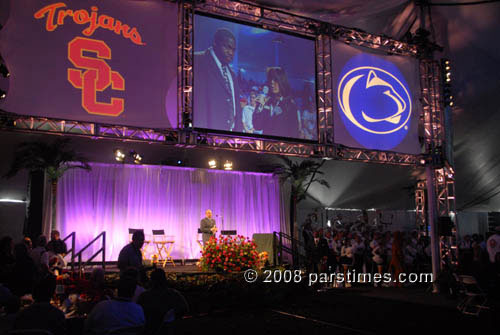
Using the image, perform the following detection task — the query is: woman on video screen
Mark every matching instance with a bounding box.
[253,67,299,138]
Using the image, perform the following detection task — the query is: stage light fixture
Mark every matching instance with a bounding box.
[441,58,453,108]
[208,159,217,169]
[223,161,233,171]
[0,89,6,99]
[0,64,9,78]
[114,149,126,162]
[130,151,142,164]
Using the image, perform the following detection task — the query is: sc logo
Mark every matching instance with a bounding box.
[67,37,125,117]
[337,60,412,150]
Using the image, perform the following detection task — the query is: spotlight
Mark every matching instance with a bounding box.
[130,151,142,164]
[177,160,182,165]
[223,161,233,171]
[114,149,126,162]
[208,159,217,169]
[0,64,8,78]
[0,90,5,99]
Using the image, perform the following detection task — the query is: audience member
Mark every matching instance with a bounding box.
[0,236,15,283]
[0,286,20,334]
[137,268,189,335]
[8,243,38,296]
[311,231,329,273]
[388,231,404,287]
[486,227,500,264]
[13,275,66,335]
[23,237,33,251]
[122,267,146,303]
[30,235,48,272]
[47,230,68,256]
[84,274,145,335]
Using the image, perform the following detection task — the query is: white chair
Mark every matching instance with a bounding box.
[456,275,489,316]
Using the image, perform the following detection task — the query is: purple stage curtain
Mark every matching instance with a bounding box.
[56,163,283,261]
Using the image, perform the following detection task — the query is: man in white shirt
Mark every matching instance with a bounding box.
[486,227,500,264]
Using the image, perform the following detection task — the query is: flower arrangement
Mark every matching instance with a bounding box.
[258,251,269,269]
[199,235,259,273]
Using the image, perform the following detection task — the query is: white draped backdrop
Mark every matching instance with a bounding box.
[55,163,285,261]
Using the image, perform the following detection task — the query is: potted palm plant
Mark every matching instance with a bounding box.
[4,138,91,232]
[276,157,330,265]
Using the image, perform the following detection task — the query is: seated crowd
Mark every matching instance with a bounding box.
[0,230,188,335]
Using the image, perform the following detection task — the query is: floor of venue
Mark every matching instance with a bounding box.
[75,264,497,334]
[172,286,496,334]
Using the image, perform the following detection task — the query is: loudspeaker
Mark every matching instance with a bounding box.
[438,216,453,236]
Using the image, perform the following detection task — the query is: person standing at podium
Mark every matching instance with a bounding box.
[200,209,217,245]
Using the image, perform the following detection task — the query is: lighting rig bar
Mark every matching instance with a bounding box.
[334,146,418,165]
[1,114,174,144]
[330,27,417,57]
[0,112,420,164]
[195,0,319,37]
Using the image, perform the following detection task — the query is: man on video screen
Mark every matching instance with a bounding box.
[194,28,242,132]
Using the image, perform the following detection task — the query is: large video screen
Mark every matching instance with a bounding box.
[0,0,178,128]
[193,14,317,141]
[332,41,422,154]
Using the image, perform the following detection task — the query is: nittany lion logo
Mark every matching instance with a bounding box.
[338,66,411,135]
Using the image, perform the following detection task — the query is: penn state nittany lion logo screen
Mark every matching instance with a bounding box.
[337,54,413,151]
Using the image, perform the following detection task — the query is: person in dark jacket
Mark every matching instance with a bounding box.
[194,28,242,132]
[253,67,300,138]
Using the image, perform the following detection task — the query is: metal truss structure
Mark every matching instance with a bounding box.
[0,0,444,167]
[330,26,417,57]
[1,115,177,144]
[420,60,444,152]
[178,1,194,129]
[415,180,427,233]
[174,0,421,165]
[435,166,459,266]
[316,33,334,145]
[1,1,456,264]
[419,58,458,267]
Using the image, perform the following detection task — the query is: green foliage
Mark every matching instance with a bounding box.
[4,138,91,181]
[276,157,330,203]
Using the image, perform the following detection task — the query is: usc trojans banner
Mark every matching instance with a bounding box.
[0,0,177,128]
